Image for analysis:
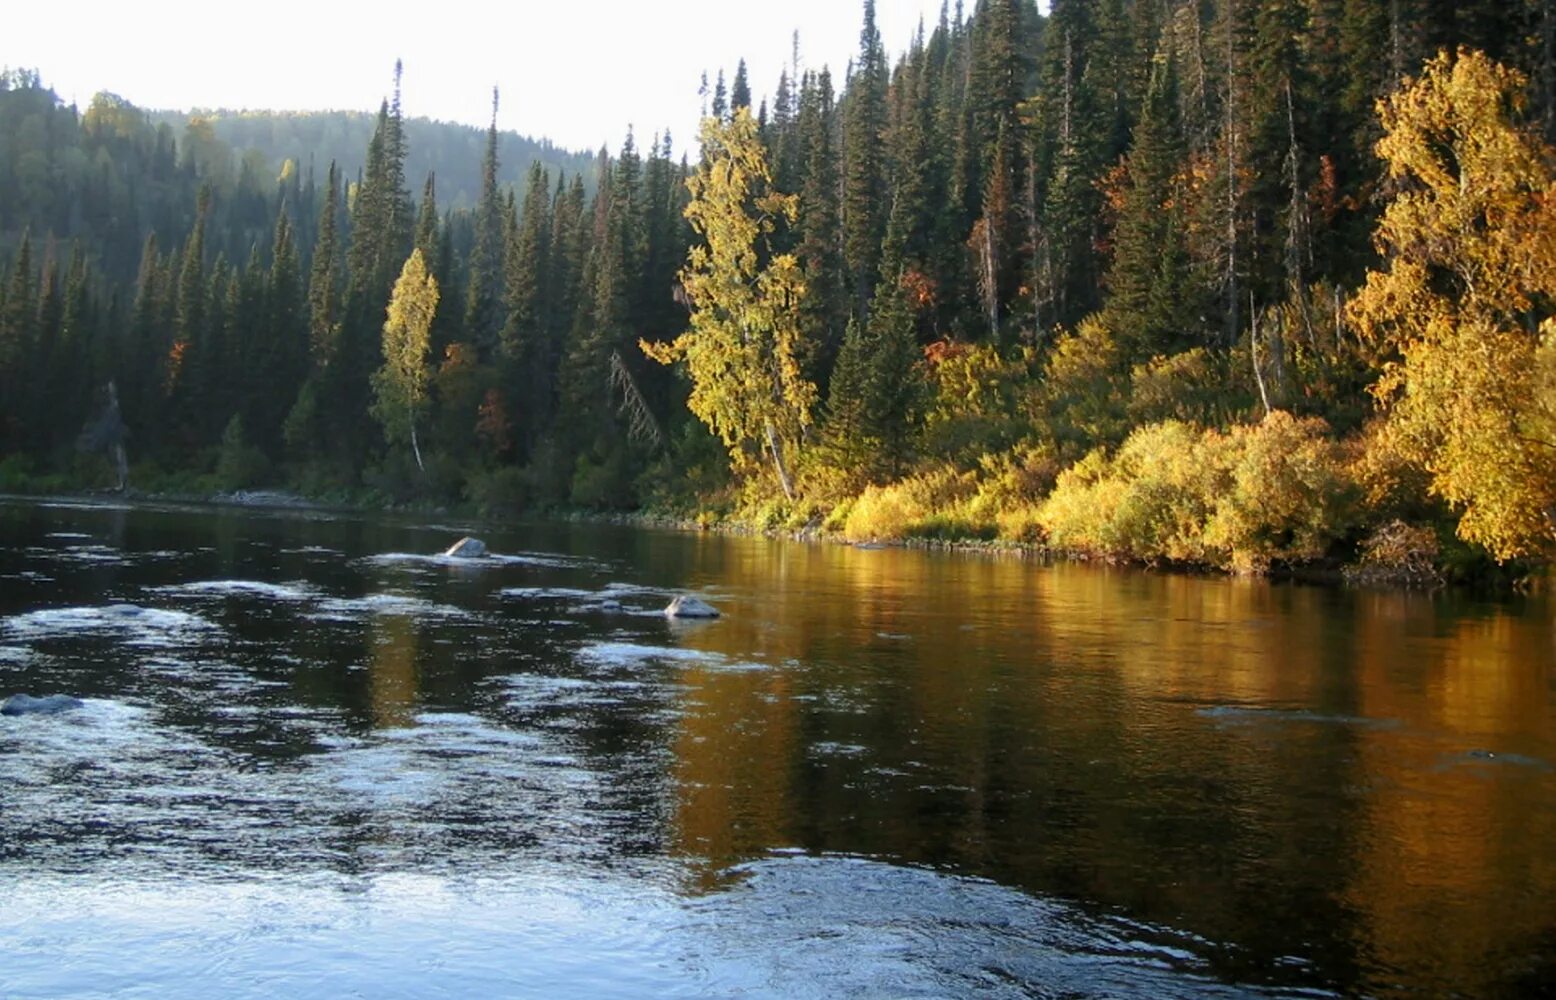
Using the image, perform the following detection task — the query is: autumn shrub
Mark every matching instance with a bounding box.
[0,453,38,491]
[570,451,635,510]
[214,416,271,491]
[1040,413,1356,571]
[1203,411,1358,572]
[841,483,921,542]
[840,465,978,542]
[922,340,1037,462]
[1041,316,1130,451]
[965,442,1062,543]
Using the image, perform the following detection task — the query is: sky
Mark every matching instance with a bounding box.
[6,0,953,156]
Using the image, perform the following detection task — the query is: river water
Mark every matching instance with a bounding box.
[1,496,1552,998]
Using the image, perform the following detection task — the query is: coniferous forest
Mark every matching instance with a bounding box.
[3,0,1556,582]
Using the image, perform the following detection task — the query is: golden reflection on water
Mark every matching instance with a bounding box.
[660,539,1556,992]
[367,614,420,730]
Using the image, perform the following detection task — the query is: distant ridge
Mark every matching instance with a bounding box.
[150,108,601,210]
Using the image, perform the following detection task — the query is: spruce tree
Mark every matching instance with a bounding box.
[0,229,36,450]
[465,87,504,360]
[731,59,753,115]
[307,162,344,367]
[843,0,890,319]
[499,161,554,452]
[1103,48,1200,356]
[796,69,848,389]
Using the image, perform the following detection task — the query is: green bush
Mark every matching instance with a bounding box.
[214,416,272,491]
[468,465,530,517]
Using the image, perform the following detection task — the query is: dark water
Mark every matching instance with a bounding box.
[2,496,1553,998]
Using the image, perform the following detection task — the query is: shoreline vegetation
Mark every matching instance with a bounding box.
[0,478,1518,592]
[3,8,1555,592]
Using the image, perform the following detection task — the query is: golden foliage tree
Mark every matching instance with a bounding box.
[1348,50,1556,561]
[372,248,439,472]
[641,109,814,500]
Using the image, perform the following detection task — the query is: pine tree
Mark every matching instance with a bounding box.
[250,211,305,453]
[122,232,166,448]
[499,161,554,452]
[1033,0,1108,329]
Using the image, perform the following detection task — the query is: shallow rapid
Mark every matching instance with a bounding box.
[2,497,1553,997]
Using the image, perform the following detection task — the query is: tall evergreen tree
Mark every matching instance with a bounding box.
[843,0,890,318]
[796,69,848,389]
[307,162,344,367]
[1103,48,1200,356]
[499,161,554,452]
[0,230,37,450]
[465,87,505,359]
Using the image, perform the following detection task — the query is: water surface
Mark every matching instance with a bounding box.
[2,497,1553,997]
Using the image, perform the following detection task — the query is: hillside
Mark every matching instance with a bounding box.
[149,109,600,211]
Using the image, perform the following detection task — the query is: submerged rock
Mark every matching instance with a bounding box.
[665,595,720,619]
[443,537,488,559]
[2,694,85,716]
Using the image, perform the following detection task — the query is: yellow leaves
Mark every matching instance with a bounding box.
[371,249,439,450]
[643,110,816,488]
[1348,50,1556,561]
[1038,413,1354,571]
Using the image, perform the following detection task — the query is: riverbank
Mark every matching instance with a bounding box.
[0,471,1527,591]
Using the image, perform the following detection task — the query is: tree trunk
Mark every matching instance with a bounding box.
[410,415,425,473]
[764,420,795,500]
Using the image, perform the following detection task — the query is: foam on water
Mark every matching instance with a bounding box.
[576,641,728,671]
[307,593,474,623]
[25,543,124,564]
[148,579,320,602]
[364,550,606,571]
[1,604,218,646]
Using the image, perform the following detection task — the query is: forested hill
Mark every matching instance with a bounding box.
[2,0,1555,583]
[148,109,599,212]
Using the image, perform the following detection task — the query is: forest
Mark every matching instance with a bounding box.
[1,0,1554,583]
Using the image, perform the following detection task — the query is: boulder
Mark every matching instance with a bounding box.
[2,694,85,716]
[443,537,488,559]
[665,595,720,619]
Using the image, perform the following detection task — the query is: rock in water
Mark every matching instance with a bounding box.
[2,694,85,716]
[443,537,488,559]
[665,595,720,619]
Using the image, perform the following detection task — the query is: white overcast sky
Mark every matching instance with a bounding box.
[5,0,956,155]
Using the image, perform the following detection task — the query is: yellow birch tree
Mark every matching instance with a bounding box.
[641,109,814,500]
[1348,50,1556,561]
[372,248,439,472]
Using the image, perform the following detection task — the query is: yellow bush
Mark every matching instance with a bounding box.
[1204,411,1356,572]
[839,465,980,542]
[841,483,924,542]
[1039,413,1356,571]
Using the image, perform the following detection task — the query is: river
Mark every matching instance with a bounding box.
[1,496,1552,998]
